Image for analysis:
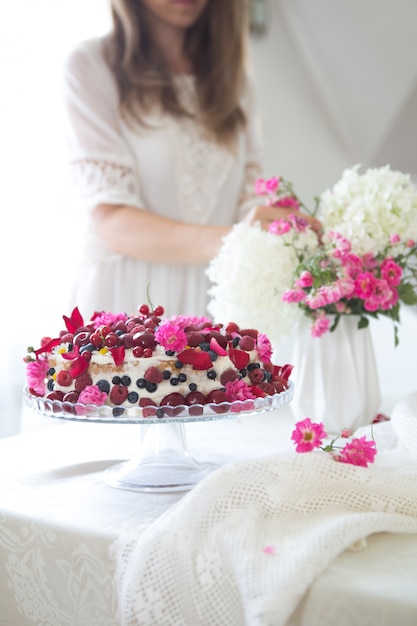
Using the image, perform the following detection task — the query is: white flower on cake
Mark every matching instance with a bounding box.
[318,164,417,256]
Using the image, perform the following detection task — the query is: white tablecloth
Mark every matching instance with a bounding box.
[1,406,417,626]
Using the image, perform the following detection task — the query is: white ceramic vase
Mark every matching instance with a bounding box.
[290,315,382,434]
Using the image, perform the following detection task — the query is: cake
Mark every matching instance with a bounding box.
[24,303,293,418]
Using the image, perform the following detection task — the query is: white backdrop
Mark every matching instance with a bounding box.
[2,0,416,436]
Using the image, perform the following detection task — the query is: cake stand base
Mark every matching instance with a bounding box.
[103,421,211,492]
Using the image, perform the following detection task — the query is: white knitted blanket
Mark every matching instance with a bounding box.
[113,393,417,626]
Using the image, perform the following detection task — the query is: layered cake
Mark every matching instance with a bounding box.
[24,304,292,418]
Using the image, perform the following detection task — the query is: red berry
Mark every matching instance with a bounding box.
[139,304,150,316]
[153,305,164,316]
[239,336,256,351]
[109,384,128,405]
[143,348,153,358]
[225,322,240,333]
[74,372,93,392]
[90,331,103,348]
[73,331,91,347]
[46,390,64,401]
[104,332,119,348]
[63,390,80,403]
[185,391,206,405]
[239,328,258,339]
[139,397,157,417]
[186,332,205,347]
[220,369,238,386]
[132,345,144,357]
[248,368,265,385]
[56,369,73,387]
[144,366,163,383]
[59,332,74,344]
[206,389,229,413]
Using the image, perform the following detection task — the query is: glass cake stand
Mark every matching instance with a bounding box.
[23,383,294,493]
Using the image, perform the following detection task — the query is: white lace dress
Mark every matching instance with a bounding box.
[63,37,263,320]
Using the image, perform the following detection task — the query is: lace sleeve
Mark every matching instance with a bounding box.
[69,157,142,208]
[64,39,143,211]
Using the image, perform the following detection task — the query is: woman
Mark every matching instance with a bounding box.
[63,0,320,319]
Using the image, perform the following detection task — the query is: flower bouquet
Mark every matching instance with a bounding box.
[207,164,417,348]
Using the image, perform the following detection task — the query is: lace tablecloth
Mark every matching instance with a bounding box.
[1,401,417,626]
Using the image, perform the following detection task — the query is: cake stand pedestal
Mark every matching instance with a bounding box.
[103,422,210,492]
[24,383,294,493]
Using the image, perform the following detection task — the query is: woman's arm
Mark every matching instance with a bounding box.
[92,203,230,264]
[92,202,322,265]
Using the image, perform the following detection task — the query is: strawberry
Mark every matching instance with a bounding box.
[228,345,250,370]
[139,397,157,417]
[239,328,258,339]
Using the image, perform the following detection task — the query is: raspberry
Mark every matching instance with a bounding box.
[239,328,258,339]
[74,371,93,392]
[239,336,255,351]
[109,384,128,405]
[56,369,73,387]
[220,369,238,386]
[248,368,266,385]
[144,366,163,383]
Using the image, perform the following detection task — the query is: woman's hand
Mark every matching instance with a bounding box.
[243,204,323,237]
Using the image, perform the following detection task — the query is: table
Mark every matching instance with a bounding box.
[1,407,417,626]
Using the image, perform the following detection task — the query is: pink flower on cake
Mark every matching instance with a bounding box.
[154,320,188,352]
[26,358,49,395]
[92,311,128,329]
[224,379,256,404]
[291,417,327,452]
[172,314,212,330]
[257,333,272,363]
[76,385,107,415]
[337,435,377,467]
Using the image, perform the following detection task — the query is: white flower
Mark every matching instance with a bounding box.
[318,164,417,255]
[206,222,318,349]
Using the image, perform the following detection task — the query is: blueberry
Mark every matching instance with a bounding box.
[166,350,175,356]
[136,378,146,388]
[170,377,179,386]
[121,375,131,387]
[175,361,183,369]
[200,342,210,351]
[208,350,218,361]
[146,382,157,393]
[97,379,110,394]
[80,343,95,353]
[157,408,165,419]
[178,373,187,383]
[189,383,197,391]
[207,370,216,380]
[112,375,122,385]
[162,370,171,380]
[112,407,125,417]
[47,367,55,376]
[239,368,247,377]
[232,337,240,347]
[47,379,54,391]
[127,391,139,403]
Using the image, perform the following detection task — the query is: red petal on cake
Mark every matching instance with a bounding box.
[61,345,80,360]
[177,348,213,370]
[228,344,250,370]
[274,364,293,381]
[63,307,84,333]
[110,345,126,366]
[250,385,267,398]
[69,356,89,378]
[209,337,227,356]
[33,337,61,357]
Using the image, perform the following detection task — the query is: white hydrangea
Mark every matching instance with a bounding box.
[318,164,417,255]
[206,223,318,349]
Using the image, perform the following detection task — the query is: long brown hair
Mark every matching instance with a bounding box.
[105,0,249,145]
